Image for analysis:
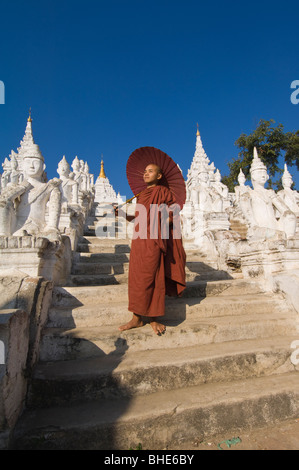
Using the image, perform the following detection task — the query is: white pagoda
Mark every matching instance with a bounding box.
[94,159,122,204]
[186,125,216,201]
[182,126,231,252]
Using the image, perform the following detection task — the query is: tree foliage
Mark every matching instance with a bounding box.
[222,119,299,192]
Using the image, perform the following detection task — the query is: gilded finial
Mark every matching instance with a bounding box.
[99,158,106,179]
[28,107,32,122]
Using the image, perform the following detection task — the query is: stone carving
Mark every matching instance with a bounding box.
[71,156,81,182]
[71,156,94,193]
[278,164,299,218]
[0,154,22,190]
[238,148,297,240]
[234,169,249,203]
[213,169,229,197]
[190,161,224,212]
[0,116,62,242]
[1,158,12,189]
[232,150,299,283]
[54,155,87,250]
[57,155,79,207]
[71,156,95,216]
[9,154,21,185]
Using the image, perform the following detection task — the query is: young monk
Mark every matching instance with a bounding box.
[115,164,186,335]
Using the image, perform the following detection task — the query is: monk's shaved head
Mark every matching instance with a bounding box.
[145,163,163,175]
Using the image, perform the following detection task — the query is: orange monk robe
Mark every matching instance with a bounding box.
[128,185,186,318]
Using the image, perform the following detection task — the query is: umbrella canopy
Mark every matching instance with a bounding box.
[126,146,186,209]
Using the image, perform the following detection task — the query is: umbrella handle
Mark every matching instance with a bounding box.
[113,192,142,212]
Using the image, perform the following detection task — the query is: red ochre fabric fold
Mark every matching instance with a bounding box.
[128,185,186,317]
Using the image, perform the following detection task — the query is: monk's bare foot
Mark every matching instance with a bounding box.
[150,319,166,335]
[119,314,144,331]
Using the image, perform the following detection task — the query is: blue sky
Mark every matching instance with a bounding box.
[0,0,298,198]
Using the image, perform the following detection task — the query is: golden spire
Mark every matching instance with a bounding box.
[28,107,32,122]
[99,159,106,178]
[196,123,200,136]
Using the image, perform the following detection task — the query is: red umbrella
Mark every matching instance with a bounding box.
[126,147,186,209]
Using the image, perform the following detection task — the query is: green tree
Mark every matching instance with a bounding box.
[222,119,299,192]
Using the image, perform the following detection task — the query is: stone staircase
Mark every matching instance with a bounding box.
[11,213,299,449]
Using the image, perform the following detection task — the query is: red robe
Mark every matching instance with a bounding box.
[128,185,186,317]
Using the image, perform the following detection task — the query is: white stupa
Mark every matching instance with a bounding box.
[94,159,122,203]
[186,125,216,198]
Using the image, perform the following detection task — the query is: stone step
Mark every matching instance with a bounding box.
[71,258,234,281]
[182,279,265,297]
[66,273,129,286]
[38,311,298,362]
[72,261,130,275]
[67,270,234,285]
[79,236,207,260]
[73,253,220,269]
[12,372,299,449]
[51,279,267,309]
[79,236,131,246]
[90,229,129,239]
[76,237,230,275]
[27,336,298,408]
[77,243,210,258]
[77,243,131,254]
[47,293,289,328]
[78,236,212,259]
[77,236,217,260]
[74,252,130,264]
[84,229,127,238]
